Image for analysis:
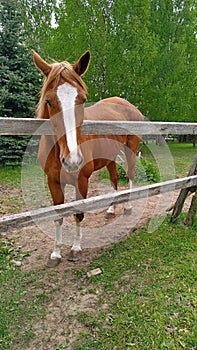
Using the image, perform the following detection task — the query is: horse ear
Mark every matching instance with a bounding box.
[73,51,90,76]
[32,50,51,76]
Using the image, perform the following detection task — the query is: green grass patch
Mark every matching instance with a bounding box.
[74,217,197,350]
[141,142,197,178]
[168,142,197,177]
[0,164,50,214]
[0,239,48,350]
[0,167,24,214]
[0,166,21,187]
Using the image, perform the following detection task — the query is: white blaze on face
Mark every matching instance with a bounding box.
[57,82,78,163]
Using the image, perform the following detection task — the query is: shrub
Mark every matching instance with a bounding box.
[101,158,159,185]
[134,158,160,184]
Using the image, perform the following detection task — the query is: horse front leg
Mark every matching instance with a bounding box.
[68,175,88,262]
[47,177,64,267]
[49,218,63,265]
[68,212,84,261]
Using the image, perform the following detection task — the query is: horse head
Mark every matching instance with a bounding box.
[32,50,90,173]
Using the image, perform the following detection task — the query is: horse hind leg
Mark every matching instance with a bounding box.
[105,161,118,219]
[123,138,139,215]
[124,179,133,214]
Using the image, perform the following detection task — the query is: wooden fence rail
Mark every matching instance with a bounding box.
[1,175,197,233]
[1,117,197,135]
[0,117,197,233]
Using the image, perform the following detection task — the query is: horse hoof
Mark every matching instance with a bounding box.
[47,257,61,268]
[124,208,132,215]
[68,250,82,262]
[105,212,115,219]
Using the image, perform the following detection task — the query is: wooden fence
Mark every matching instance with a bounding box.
[0,117,197,232]
[1,117,197,135]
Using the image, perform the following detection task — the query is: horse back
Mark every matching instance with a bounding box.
[84,97,144,122]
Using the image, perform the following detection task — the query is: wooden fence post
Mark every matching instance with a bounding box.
[185,189,197,226]
[170,155,197,223]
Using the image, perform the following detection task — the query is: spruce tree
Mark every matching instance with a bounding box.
[0,0,39,118]
[0,0,40,166]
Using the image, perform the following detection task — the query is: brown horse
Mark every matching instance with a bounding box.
[32,50,144,267]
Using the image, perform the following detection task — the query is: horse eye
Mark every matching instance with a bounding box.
[45,99,52,107]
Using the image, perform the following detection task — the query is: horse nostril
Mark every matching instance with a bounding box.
[61,157,67,166]
[61,157,71,171]
[77,156,84,168]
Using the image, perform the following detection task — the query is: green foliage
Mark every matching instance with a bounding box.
[0,1,197,166]
[135,158,160,184]
[0,0,41,166]
[0,0,40,118]
[0,0,196,121]
[21,0,57,56]
[0,136,31,167]
[116,164,127,183]
[149,0,197,121]
[19,0,197,121]
[102,158,159,185]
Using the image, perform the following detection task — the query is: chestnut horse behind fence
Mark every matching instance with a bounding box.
[32,50,144,267]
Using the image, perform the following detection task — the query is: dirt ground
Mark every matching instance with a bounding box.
[0,180,193,350]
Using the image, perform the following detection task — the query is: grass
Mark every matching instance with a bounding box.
[141,141,197,178]
[74,216,197,350]
[168,142,197,177]
[0,166,50,349]
[0,167,24,214]
[0,166,21,187]
[0,240,47,350]
[0,164,51,214]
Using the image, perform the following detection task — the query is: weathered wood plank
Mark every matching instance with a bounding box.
[82,121,197,135]
[0,117,54,135]
[1,175,197,232]
[0,117,197,135]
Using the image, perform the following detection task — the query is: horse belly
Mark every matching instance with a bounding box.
[90,136,125,169]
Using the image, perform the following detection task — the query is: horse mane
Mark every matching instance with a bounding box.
[36,60,88,119]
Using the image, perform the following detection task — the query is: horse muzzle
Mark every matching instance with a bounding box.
[61,152,84,173]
